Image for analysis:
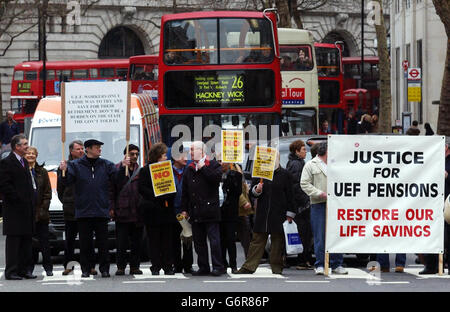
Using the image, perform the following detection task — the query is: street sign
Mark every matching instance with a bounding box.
[407,67,421,81]
[408,82,422,102]
[402,60,409,72]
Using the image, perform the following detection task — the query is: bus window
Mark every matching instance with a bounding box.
[116,68,128,79]
[280,46,313,71]
[319,80,340,105]
[24,71,38,80]
[73,69,89,79]
[99,68,114,78]
[316,47,340,77]
[14,70,24,81]
[39,70,56,80]
[282,108,317,135]
[90,68,98,78]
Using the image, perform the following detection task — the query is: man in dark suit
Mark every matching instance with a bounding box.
[0,134,36,280]
[181,141,224,276]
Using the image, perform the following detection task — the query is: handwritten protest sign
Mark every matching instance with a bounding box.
[63,81,129,133]
[251,146,277,181]
[326,135,445,254]
[150,160,176,197]
[221,130,244,163]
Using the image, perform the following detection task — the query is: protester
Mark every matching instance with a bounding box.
[25,146,53,276]
[286,139,313,270]
[236,164,254,258]
[0,134,36,280]
[419,136,450,274]
[346,111,358,135]
[371,254,406,273]
[0,111,20,152]
[59,139,124,278]
[406,120,420,135]
[57,140,84,275]
[236,152,296,275]
[358,114,372,134]
[219,161,242,274]
[171,149,194,274]
[301,142,348,275]
[139,142,176,275]
[424,122,434,136]
[111,144,144,276]
[181,141,224,276]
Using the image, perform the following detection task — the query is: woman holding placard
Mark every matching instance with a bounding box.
[138,143,176,275]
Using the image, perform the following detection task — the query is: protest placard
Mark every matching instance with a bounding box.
[221,130,244,163]
[251,146,277,181]
[326,135,445,255]
[150,160,177,197]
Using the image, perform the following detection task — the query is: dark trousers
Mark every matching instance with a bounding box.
[236,216,252,258]
[5,235,33,277]
[33,221,53,272]
[147,224,174,272]
[77,218,110,274]
[241,232,284,273]
[116,222,144,270]
[423,223,450,270]
[63,220,78,269]
[172,222,193,271]
[295,209,313,265]
[220,221,237,269]
[192,222,224,272]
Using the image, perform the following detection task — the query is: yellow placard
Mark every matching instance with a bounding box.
[150,160,176,197]
[408,85,421,102]
[251,146,277,181]
[221,130,244,163]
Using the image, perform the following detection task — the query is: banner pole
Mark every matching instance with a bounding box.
[324,201,329,276]
[439,253,443,276]
[61,82,66,177]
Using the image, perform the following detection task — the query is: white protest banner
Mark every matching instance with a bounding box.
[63,81,129,133]
[326,135,445,254]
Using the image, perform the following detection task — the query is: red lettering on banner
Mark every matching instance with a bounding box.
[339,225,366,237]
[405,209,434,221]
[372,225,432,237]
[224,140,239,147]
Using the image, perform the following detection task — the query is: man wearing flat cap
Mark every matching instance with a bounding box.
[59,139,130,278]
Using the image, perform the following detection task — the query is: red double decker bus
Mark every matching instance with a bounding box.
[343,56,379,113]
[158,10,282,147]
[128,54,159,104]
[314,42,345,133]
[10,59,129,128]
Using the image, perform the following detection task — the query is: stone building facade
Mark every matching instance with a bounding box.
[0,0,388,114]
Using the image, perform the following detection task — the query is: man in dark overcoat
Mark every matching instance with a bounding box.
[181,141,225,276]
[0,134,36,280]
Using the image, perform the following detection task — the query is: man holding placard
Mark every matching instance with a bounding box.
[59,139,129,278]
[236,149,296,275]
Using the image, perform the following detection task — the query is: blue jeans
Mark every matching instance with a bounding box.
[310,203,344,269]
[376,254,406,268]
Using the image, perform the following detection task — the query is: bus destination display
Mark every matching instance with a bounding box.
[194,73,245,105]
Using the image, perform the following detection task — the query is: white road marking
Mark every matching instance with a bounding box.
[285,280,331,283]
[203,280,247,283]
[229,267,286,279]
[123,281,166,284]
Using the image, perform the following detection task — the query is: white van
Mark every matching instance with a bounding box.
[29,93,160,256]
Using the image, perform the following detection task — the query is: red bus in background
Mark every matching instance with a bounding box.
[10,59,129,129]
[128,54,159,104]
[343,56,380,114]
[158,10,282,147]
[314,42,345,133]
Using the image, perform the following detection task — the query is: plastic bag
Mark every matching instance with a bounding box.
[283,220,303,255]
[444,195,450,224]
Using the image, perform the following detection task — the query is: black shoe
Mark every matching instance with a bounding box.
[151,270,160,276]
[129,268,143,275]
[5,274,23,280]
[183,267,193,274]
[90,269,98,275]
[231,267,238,274]
[20,273,37,279]
[210,269,224,276]
[164,269,175,275]
[101,272,110,278]
[46,271,53,277]
[81,272,90,278]
[191,270,210,276]
[419,268,438,275]
[115,269,125,276]
[235,268,254,274]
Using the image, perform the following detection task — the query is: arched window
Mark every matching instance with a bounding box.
[99,26,145,58]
